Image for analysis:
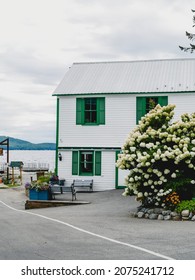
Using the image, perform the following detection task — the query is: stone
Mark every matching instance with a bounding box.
[182,216,190,220]
[172,215,181,221]
[158,214,164,220]
[140,207,147,213]
[144,213,149,219]
[164,215,171,220]
[181,210,190,217]
[149,213,158,219]
[147,209,154,214]
[170,211,178,217]
[189,212,193,219]
[162,210,171,216]
[191,215,195,221]
[154,208,163,214]
[137,212,144,218]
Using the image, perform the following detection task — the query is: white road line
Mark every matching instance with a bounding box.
[0,200,175,260]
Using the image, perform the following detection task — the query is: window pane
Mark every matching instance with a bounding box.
[91,99,97,110]
[85,99,91,110]
[80,152,93,174]
[84,98,97,123]
[85,111,91,123]
[91,111,97,123]
[146,97,158,113]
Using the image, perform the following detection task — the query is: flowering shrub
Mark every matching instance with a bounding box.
[25,180,50,192]
[116,104,195,209]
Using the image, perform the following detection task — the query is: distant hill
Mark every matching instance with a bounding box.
[0,136,56,150]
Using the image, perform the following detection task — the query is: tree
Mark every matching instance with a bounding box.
[116,104,195,210]
[179,9,195,53]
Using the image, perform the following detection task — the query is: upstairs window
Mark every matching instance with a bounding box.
[76,97,105,125]
[136,96,168,124]
[85,98,97,124]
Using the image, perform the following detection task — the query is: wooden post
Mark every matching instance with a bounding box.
[12,167,14,185]
[20,166,23,185]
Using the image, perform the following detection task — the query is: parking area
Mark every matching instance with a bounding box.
[0,187,195,260]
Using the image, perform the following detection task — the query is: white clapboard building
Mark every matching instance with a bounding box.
[53,58,195,191]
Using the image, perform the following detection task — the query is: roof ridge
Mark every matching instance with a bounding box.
[73,58,195,65]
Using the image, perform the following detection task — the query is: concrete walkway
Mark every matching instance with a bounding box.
[0,186,195,260]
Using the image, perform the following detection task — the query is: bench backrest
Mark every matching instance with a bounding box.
[73,179,93,187]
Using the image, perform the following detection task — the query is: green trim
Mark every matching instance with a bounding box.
[55,98,60,175]
[136,96,168,124]
[76,98,84,124]
[95,151,101,175]
[115,151,125,189]
[76,97,105,125]
[58,147,121,150]
[53,90,195,97]
[136,97,146,124]
[79,151,94,176]
[71,150,102,176]
[72,151,79,175]
[97,97,105,124]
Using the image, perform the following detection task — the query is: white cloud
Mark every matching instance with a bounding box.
[0,0,195,143]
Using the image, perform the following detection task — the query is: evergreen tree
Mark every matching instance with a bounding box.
[179,9,195,53]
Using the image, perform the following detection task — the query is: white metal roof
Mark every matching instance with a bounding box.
[53,59,195,95]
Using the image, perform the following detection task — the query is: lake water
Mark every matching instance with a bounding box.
[0,150,55,172]
[0,150,56,184]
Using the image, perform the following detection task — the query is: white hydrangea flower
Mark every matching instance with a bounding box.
[137,192,143,198]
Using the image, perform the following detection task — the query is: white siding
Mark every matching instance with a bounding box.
[58,94,136,148]
[169,93,195,121]
[58,150,116,191]
[58,93,195,148]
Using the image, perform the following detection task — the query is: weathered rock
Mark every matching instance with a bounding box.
[191,215,195,221]
[162,210,171,216]
[154,208,163,214]
[164,215,171,220]
[149,213,158,219]
[181,210,190,217]
[182,216,190,220]
[144,213,149,219]
[170,211,178,217]
[137,212,144,218]
[158,214,164,220]
[147,209,154,214]
[172,215,181,221]
[189,212,193,219]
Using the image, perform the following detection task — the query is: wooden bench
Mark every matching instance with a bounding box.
[49,179,76,201]
[71,179,93,195]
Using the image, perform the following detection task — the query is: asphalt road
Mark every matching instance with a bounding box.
[0,187,195,260]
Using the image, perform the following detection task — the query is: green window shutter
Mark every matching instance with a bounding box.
[158,96,168,107]
[97,98,105,124]
[95,151,101,175]
[72,151,79,175]
[76,98,84,125]
[136,97,146,124]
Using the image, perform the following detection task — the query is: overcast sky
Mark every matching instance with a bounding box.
[0,0,194,143]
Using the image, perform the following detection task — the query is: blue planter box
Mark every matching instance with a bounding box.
[29,189,50,200]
